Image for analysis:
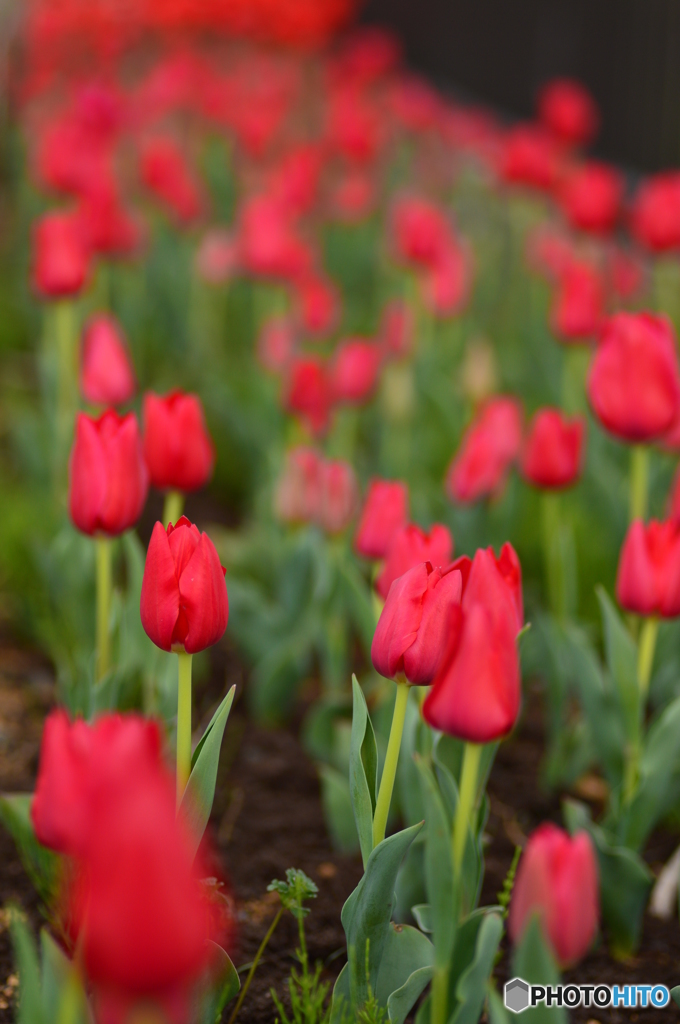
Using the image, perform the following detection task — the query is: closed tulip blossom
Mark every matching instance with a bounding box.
[509,824,599,968]
[376,523,453,600]
[446,397,522,504]
[537,78,599,147]
[331,338,382,405]
[630,172,680,253]
[318,459,358,534]
[296,274,340,339]
[521,409,585,489]
[143,390,215,498]
[500,125,560,191]
[391,196,451,268]
[32,209,90,299]
[284,356,333,436]
[559,161,623,235]
[550,260,604,343]
[355,479,409,559]
[587,313,680,443]
[80,314,136,407]
[141,136,204,225]
[616,519,680,619]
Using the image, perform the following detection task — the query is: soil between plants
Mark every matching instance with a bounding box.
[0,635,679,1023]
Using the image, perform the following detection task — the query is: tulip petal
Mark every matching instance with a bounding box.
[69,413,108,535]
[140,522,181,652]
[178,533,229,654]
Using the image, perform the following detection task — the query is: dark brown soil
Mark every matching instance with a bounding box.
[1,636,680,1023]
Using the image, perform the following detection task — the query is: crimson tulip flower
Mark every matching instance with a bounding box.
[274,447,323,526]
[537,78,599,147]
[284,356,333,437]
[525,223,574,283]
[376,522,453,600]
[77,180,143,259]
[500,125,560,191]
[238,195,312,281]
[317,459,357,535]
[616,519,680,618]
[372,561,462,685]
[521,409,586,489]
[296,274,340,339]
[380,299,414,360]
[331,338,382,405]
[32,210,91,299]
[559,161,623,235]
[509,824,599,967]
[80,314,136,407]
[142,390,215,494]
[446,397,522,504]
[140,517,228,655]
[355,479,409,560]
[391,196,451,268]
[421,241,470,318]
[630,172,680,253]
[140,136,204,225]
[69,411,148,537]
[550,260,604,343]
[587,313,680,443]
[257,316,296,377]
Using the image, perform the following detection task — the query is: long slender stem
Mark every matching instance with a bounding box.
[452,742,483,880]
[55,299,76,424]
[176,651,193,804]
[227,908,283,1024]
[431,967,449,1024]
[163,490,185,528]
[638,615,659,703]
[630,445,649,523]
[95,537,112,682]
[541,492,563,621]
[372,681,411,848]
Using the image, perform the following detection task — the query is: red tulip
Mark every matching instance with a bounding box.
[80,314,136,407]
[257,316,296,376]
[69,411,148,537]
[372,561,462,685]
[331,338,382,404]
[521,409,585,489]
[380,299,415,360]
[390,75,441,133]
[446,397,523,504]
[616,519,680,618]
[630,172,680,253]
[453,543,524,634]
[195,229,239,284]
[420,242,471,318]
[274,447,322,526]
[606,246,645,301]
[537,78,599,147]
[500,125,560,191]
[509,823,599,967]
[238,196,312,281]
[32,210,90,299]
[550,260,604,343]
[376,523,453,600]
[330,170,375,223]
[318,459,358,534]
[559,161,623,235]
[296,274,340,339]
[331,27,401,85]
[326,84,383,164]
[392,196,451,268]
[284,357,333,436]
[355,479,409,560]
[587,313,680,443]
[77,180,143,259]
[140,517,228,654]
[142,391,214,495]
[140,136,204,225]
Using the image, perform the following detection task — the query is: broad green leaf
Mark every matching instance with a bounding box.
[40,929,74,1023]
[411,903,433,933]
[623,696,680,850]
[487,986,512,1024]
[451,912,503,1024]
[415,756,456,969]
[376,924,434,1023]
[319,763,361,854]
[349,675,378,868]
[597,587,640,747]
[180,686,235,858]
[201,943,240,1022]
[10,911,44,1024]
[0,795,59,907]
[512,915,566,1024]
[329,963,351,1024]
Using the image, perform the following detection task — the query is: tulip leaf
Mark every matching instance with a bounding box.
[487,986,512,1024]
[450,911,504,1024]
[201,942,240,1022]
[349,674,378,868]
[329,964,350,1024]
[318,763,361,854]
[622,695,680,850]
[40,929,75,1022]
[375,923,434,1023]
[9,911,44,1024]
[411,903,433,933]
[415,755,456,969]
[511,915,566,1024]
[597,586,641,747]
[180,685,236,857]
[0,794,59,908]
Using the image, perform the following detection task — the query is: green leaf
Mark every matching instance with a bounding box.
[671,986,680,1010]
[349,675,378,868]
[451,912,503,1024]
[0,795,59,907]
[208,943,241,1020]
[375,924,433,1023]
[415,756,456,969]
[623,695,680,850]
[179,686,235,859]
[329,963,351,1024]
[9,911,44,1024]
[597,587,640,747]
[511,915,566,1024]
[40,930,74,1023]
[487,986,511,1024]
[411,904,432,933]
[319,764,361,855]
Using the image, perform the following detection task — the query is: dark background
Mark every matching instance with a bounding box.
[361,0,680,173]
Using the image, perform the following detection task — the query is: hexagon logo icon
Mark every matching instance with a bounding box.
[505,978,530,1013]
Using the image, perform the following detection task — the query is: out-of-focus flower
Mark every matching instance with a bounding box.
[521,409,586,489]
[296,273,340,339]
[391,196,451,268]
[550,260,604,343]
[372,561,462,684]
[195,229,239,284]
[587,313,680,443]
[559,161,623,235]
[500,125,561,191]
[257,316,296,375]
[32,210,90,299]
[420,242,471,318]
[380,299,415,360]
[274,447,322,525]
[141,516,228,654]
[616,519,680,617]
[606,246,645,302]
[389,75,441,134]
[376,523,453,600]
[630,172,680,253]
[525,223,574,282]
[355,479,409,559]
[330,27,402,86]
[143,391,215,494]
[80,314,136,407]
[238,196,312,281]
[446,397,523,504]
[77,181,143,260]
[69,411,148,537]
[329,169,375,222]
[330,338,382,404]
[283,356,333,436]
[509,824,599,967]
[268,145,323,216]
[326,84,383,164]
[318,459,357,534]
[140,137,204,225]
[537,78,599,147]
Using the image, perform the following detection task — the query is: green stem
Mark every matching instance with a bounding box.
[431,967,449,1024]
[561,346,589,415]
[163,490,185,528]
[637,615,659,703]
[55,299,77,423]
[372,680,411,848]
[227,908,283,1024]
[176,651,193,804]
[95,537,112,682]
[541,492,563,621]
[56,967,84,1024]
[452,742,482,880]
[630,445,649,523]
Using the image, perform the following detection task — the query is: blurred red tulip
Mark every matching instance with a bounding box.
[269,145,323,216]
[390,75,441,134]
[326,84,383,164]
[500,125,561,191]
[318,459,358,534]
[559,161,623,235]
[550,260,604,343]
[446,397,523,504]
[32,210,90,299]
[630,172,680,253]
[376,523,453,600]
[331,338,382,404]
[195,229,239,284]
[141,137,204,225]
[274,446,322,525]
[525,223,574,282]
[537,78,599,147]
[284,356,333,436]
[80,314,136,407]
[69,411,148,537]
[330,27,402,86]
[372,561,462,684]
[257,316,296,375]
[355,479,409,560]
[588,313,680,443]
[392,196,451,268]
[330,169,375,222]
[143,391,215,494]
[521,409,585,489]
[420,242,471,318]
[606,246,645,301]
[239,196,312,281]
[141,517,228,654]
[296,274,340,339]
[616,519,680,618]
[509,824,599,967]
[380,299,415,360]
[77,179,143,259]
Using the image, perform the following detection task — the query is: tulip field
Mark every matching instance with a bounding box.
[4,1,680,1022]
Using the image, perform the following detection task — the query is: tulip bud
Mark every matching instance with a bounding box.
[616,519,680,618]
[509,824,599,967]
[446,397,522,504]
[140,517,228,654]
[631,172,680,253]
[392,196,451,267]
[80,314,136,407]
[587,313,680,443]
[420,243,470,318]
[380,299,414,360]
[525,224,574,282]
[372,561,462,685]
[141,136,203,225]
[331,338,382,405]
[453,543,524,634]
[500,125,560,191]
[376,523,453,600]
[318,459,358,534]
[69,411,148,537]
[560,161,623,235]
[330,170,375,223]
[142,391,214,494]
[296,274,340,339]
[283,357,333,437]
[32,210,90,299]
[537,78,599,147]
[355,479,409,560]
[521,408,585,489]
[550,260,604,343]
[77,181,143,259]
[273,447,322,526]
[239,196,312,280]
